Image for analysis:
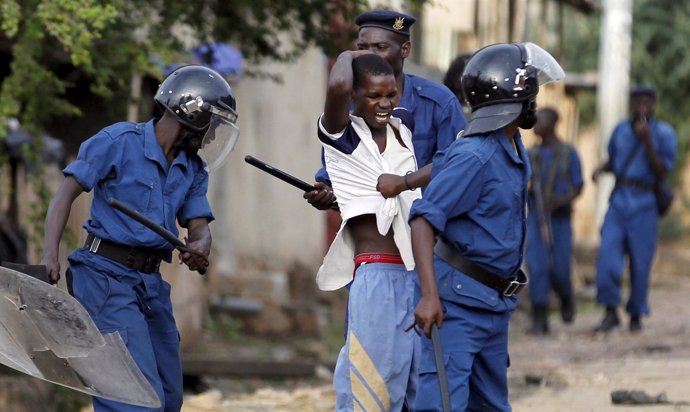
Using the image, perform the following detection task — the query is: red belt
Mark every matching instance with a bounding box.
[354,253,404,274]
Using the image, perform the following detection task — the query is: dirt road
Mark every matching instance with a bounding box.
[182,246,690,412]
[508,283,690,412]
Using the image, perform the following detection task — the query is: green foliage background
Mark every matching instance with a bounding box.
[562,1,690,149]
[0,0,378,137]
[0,0,688,241]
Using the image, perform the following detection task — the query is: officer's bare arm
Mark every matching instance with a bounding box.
[377,164,432,198]
[41,176,85,283]
[410,216,444,337]
[641,140,669,180]
[592,161,612,183]
[179,217,211,272]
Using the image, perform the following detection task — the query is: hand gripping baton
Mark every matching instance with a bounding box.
[107,198,207,275]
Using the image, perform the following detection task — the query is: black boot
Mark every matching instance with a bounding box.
[594,306,620,333]
[629,315,642,332]
[527,304,549,336]
[560,294,576,324]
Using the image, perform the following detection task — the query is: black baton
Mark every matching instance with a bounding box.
[244,155,338,209]
[244,155,316,192]
[431,323,452,412]
[107,198,207,275]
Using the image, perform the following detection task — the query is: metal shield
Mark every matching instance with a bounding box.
[0,266,161,408]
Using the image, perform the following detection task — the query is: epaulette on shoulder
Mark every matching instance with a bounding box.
[408,75,455,103]
[457,132,498,165]
[101,121,144,140]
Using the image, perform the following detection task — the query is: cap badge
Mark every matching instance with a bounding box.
[392,17,405,31]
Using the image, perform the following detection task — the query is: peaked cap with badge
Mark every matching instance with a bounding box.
[355,10,417,37]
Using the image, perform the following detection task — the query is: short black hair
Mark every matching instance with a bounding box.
[352,54,395,90]
[538,107,559,124]
[443,53,472,100]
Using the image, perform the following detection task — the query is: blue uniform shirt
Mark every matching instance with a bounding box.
[608,118,677,214]
[64,119,214,260]
[316,73,467,184]
[409,129,530,278]
[528,143,583,215]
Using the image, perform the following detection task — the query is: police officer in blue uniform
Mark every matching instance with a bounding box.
[526,107,584,335]
[408,43,564,411]
[41,65,240,411]
[305,10,467,207]
[592,85,677,333]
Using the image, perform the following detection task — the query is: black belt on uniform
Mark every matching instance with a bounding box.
[433,240,527,296]
[615,178,654,192]
[83,233,163,274]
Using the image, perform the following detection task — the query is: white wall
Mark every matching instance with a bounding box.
[421,0,475,70]
[208,47,328,278]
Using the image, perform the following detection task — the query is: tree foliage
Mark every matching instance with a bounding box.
[632,0,690,138]
[561,8,600,126]
[0,0,117,135]
[0,0,386,137]
[561,1,690,145]
[0,0,411,253]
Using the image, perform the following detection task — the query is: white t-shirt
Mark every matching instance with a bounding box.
[315,110,420,291]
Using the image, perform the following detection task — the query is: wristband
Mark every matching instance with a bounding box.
[405,171,415,191]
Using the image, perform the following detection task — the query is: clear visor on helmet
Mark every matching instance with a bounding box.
[199,110,240,172]
[523,42,565,85]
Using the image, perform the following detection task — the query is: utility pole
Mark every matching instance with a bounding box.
[595,0,633,229]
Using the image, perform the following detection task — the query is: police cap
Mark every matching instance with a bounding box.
[630,84,656,100]
[355,10,416,37]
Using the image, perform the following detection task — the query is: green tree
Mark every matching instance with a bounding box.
[0,0,378,136]
[632,0,690,177]
[562,2,690,146]
[0,0,118,135]
[561,7,599,126]
[0,0,378,254]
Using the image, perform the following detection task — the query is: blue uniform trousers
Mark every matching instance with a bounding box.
[334,263,418,412]
[525,213,573,305]
[414,302,512,412]
[69,250,183,412]
[596,206,658,316]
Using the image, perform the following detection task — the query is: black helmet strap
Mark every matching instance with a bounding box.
[520,98,537,130]
[179,124,207,153]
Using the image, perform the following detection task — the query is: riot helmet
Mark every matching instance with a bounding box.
[460,42,564,136]
[154,65,240,171]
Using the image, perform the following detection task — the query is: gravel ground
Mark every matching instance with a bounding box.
[180,244,690,412]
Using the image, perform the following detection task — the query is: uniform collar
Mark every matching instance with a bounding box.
[495,129,525,165]
[399,73,417,112]
[144,119,188,172]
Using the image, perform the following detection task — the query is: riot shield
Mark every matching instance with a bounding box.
[0,266,161,408]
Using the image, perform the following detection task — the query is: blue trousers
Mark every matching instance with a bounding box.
[69,250,183,412]
[414,302,512,412]
[334,262,418,412]
[525,213,573,305]
[595,206,658,316]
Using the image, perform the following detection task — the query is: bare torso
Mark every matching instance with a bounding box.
[345,125,404,256]
[347,214,400,255]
